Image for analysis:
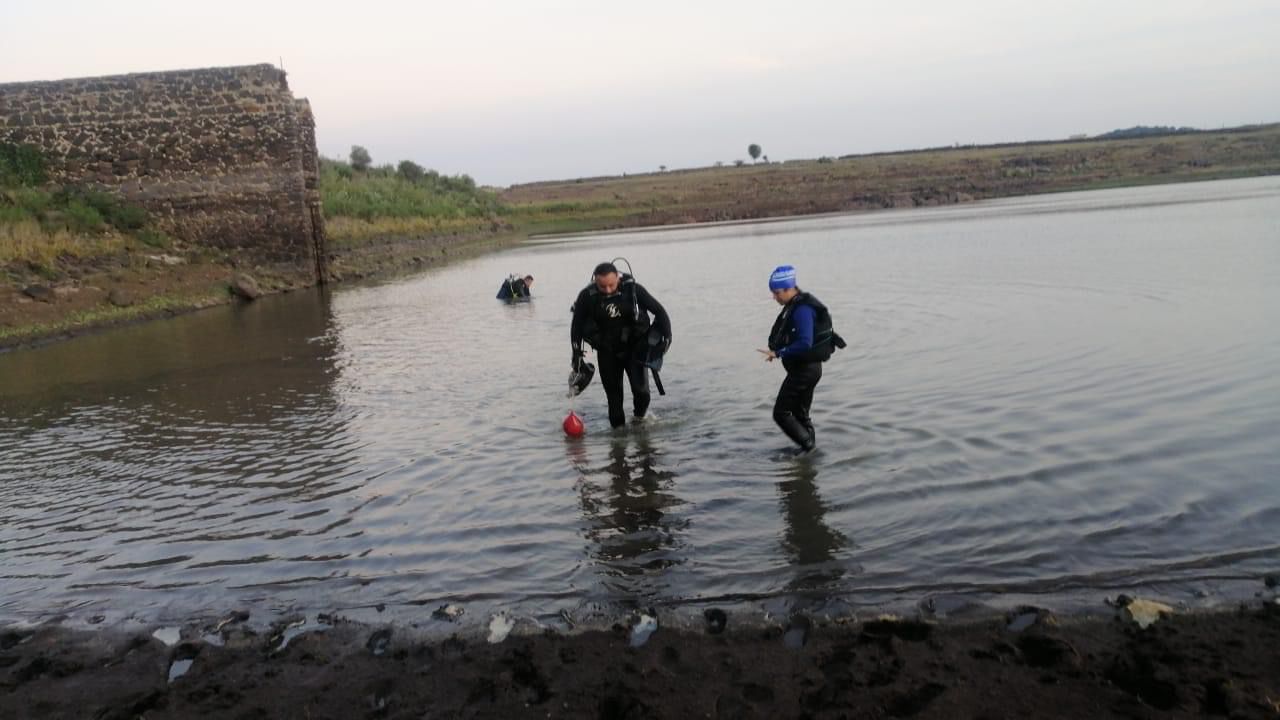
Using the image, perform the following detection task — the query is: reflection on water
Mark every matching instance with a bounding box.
[572,429,687,602]
[2,177,1280,626]
[776,458,852,593]
[0,293,367,621]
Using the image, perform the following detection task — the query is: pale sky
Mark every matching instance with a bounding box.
[3,0,1278,186]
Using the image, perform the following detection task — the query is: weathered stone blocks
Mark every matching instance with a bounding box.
[0,64,325,275]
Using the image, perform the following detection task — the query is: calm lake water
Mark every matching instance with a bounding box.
[2,177,1278,629]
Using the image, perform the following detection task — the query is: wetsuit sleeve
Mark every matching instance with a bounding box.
[636,284,671,338]
[570,288,590,350]
[775,304,815,358]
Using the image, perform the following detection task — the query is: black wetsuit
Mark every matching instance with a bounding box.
[571,277,671,428]
[768,292,841,451]
[496,277,530,300]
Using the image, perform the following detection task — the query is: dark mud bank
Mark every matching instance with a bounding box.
[4,602,1279,719]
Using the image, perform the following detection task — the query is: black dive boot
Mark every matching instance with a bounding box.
[775,412,815,452]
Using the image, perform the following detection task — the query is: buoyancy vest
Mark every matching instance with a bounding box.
[767,292,844,362]
[577,274,647,349]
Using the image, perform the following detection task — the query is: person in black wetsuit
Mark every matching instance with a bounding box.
[760,264,845,452]
[496,274,534,300]
[571,262,672,428]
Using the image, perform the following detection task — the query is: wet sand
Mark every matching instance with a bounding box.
[4,601,1279,719]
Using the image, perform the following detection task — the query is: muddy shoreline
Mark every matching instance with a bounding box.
[4,599,1278,719]
[0,229,520,354]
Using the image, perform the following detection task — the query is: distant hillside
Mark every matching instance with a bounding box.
[1094,125,1200,140]
[501,123,1280,233]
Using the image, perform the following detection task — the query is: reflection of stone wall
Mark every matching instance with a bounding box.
[0,64,325,272]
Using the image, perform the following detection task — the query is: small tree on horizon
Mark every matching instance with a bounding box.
[397,160,425,183]
[748,144,762,162]
[350,145,372,172]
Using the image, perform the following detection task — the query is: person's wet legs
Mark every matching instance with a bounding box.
[625,353,651,419]
[774,361,821,450]
[799,415,816,448]
[797,363,820,446]
[774,410,813,450]
[597,351,628,428]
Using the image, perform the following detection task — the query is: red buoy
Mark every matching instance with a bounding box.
[563,411,585,437]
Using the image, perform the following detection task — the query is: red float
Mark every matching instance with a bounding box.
[563,411,585,437]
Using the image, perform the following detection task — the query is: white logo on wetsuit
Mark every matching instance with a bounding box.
[606,303,623,318]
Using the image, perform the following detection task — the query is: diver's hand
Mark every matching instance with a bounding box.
[572,348,585,369]
[661,335,672,354]
[756,348,776,362]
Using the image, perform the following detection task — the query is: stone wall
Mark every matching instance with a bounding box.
[0,64,326,276]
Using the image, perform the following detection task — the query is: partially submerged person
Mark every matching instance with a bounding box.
[496,274,534,300]
[759,265,845,452]
[571,262,672,428]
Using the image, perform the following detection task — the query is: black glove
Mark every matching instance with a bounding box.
[571,347,584,369]
[661,335,672,354]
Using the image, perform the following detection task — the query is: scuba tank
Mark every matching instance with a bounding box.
[610,258,641,324]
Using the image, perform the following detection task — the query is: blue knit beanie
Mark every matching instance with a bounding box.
[768,265,797,291]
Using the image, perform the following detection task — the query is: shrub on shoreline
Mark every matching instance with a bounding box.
[0,143,47,186]
[319,157,501,221]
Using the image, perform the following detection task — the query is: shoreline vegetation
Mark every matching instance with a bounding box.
[3,123,1280,351]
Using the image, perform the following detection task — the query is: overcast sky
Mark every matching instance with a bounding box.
[3,0,1278,186]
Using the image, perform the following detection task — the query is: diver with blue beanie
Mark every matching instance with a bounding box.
[759,265,846,452]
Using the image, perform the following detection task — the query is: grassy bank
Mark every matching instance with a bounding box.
[0,185,164,275]
[316,157,521,283]
[320,157,506,246]
[0,144,243,350]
